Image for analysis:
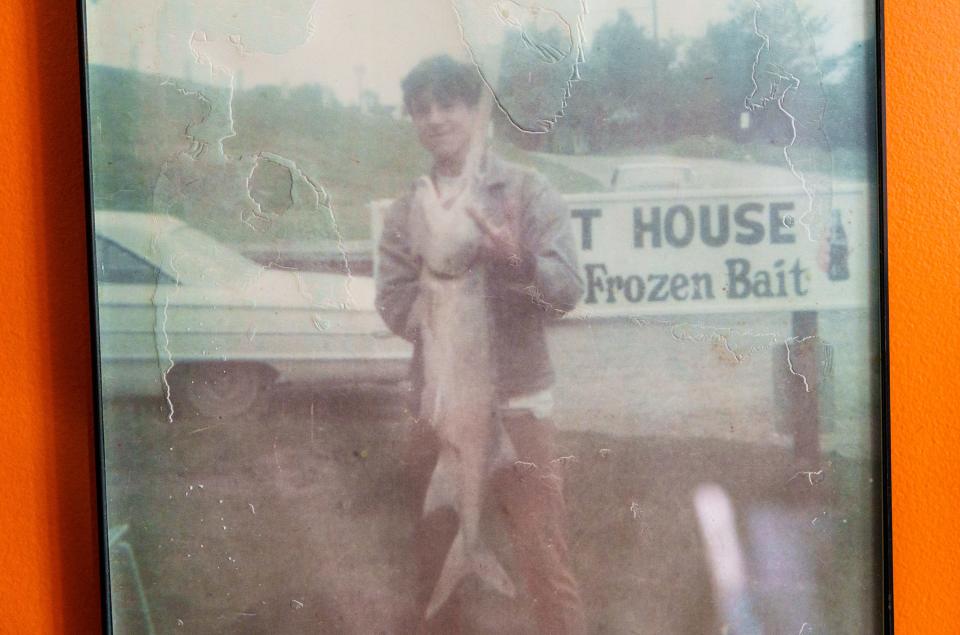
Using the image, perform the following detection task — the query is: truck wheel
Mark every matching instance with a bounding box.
[169,362,274,419]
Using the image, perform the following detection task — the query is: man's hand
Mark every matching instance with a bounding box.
[465,206,520,264]
[466,205,534,280]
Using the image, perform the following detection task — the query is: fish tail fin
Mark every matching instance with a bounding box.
[425,530,515,619]
[472,539,515,598]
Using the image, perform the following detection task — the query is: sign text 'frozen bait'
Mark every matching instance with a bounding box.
[583,259,809,304]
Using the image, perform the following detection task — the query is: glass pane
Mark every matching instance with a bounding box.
[83,1,887,632]
[96,237,174,285]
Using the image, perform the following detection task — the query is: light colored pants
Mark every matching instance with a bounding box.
[404,410,587,635]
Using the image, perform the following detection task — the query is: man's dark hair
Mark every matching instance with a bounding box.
[401,55,483,113]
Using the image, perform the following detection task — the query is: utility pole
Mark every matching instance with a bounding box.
[355,65,366,113]
[651,0,659,42]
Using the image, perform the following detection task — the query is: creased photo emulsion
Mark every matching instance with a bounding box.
[83,1,887,632]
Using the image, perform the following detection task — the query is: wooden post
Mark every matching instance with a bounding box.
[787,310,820,465]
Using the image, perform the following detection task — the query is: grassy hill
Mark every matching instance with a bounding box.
[87,66,602,245]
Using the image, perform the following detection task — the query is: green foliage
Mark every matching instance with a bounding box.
[494,4,876,160]
[87,66,217,212]
[226,85,431,241]
[87,65,601,244]
[86,5,877,245]
[822,38,879,154]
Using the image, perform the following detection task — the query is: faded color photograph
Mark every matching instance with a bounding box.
[84,1,884,633]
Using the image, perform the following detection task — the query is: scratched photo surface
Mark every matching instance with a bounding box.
[85,1,883,633]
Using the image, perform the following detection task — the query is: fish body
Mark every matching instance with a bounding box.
[412,175,517,618]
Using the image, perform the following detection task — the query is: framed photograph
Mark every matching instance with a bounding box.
[81,0,890,632]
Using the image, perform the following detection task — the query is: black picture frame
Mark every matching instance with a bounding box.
[78,1,892,631]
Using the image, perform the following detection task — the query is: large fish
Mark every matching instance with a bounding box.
[411,166,517,619]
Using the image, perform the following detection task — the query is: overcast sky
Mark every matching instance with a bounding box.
[85,0,875,106]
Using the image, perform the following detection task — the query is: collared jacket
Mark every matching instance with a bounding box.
[375,153,584,401]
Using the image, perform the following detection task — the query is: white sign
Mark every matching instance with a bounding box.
[565,185,871,316]
[372,184,872,317]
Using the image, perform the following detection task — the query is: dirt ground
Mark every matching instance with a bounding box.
[101,311,880,634]
[103,380,880,634]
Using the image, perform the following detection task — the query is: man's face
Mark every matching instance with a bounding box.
[408,90,481,165]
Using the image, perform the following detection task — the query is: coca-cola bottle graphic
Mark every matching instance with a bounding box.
[827,209,850,281]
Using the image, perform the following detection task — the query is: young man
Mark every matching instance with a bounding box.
[375,55,587,634]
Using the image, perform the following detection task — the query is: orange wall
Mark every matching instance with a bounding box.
[0,2,954,632]
[0,3,101,634]
[886,2,960,631]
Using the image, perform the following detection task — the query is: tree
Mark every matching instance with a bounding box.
[492,16,581,150]
[822,37,878,151]
[676,1,830,145]
[581,9,680,148]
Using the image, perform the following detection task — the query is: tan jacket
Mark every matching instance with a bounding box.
[375,153,583,400]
